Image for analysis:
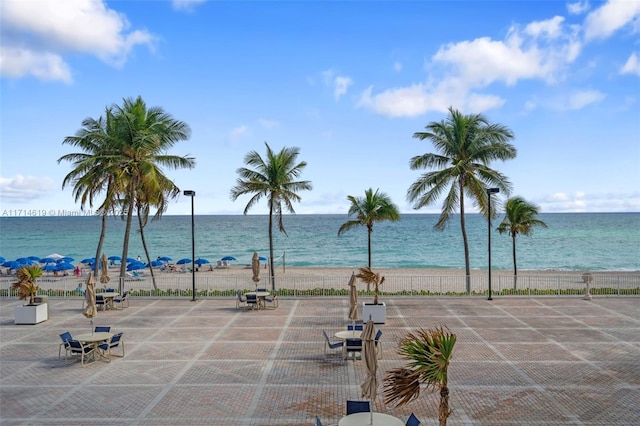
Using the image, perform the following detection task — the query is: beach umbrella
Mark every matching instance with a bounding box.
[40,257,57,264]
[0,257,4,264]
[194,258,210,266]
[148,260,164,267]
[81,258,95,264]
[16,258,31,264]
[45,253,64,260]
[4,261,20,270]
[61,256,74,263]
[176,258,192,265]
[221,256,236,262]
[127,262,145,271]
[56,262,75,271]
[83,273,97,321]
[360,319,378,425]
[126,257,137,263]
[251,252,261,284]
[158,256,172,262]
[348,271,359,320]
[100,254,110,284]
[43,264,57,272]
[108,255,121,263]
[27,256,41,261]
[258,256,267,262]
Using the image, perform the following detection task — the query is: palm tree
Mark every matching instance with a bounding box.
[12,265,43,305]
[230,142,312,291]
[338,188,400,281]
[383,326,457,426]
[407,106,517,293]
[497,196,547,289]
[109,96,194,283]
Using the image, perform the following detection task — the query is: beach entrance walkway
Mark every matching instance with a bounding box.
[1,297,638,425]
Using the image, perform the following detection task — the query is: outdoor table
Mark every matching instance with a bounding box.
[335,330,362,340]
[338,412,404,426]
[76,332,113,360]
[97,292,119,310]
[244,291,270,309]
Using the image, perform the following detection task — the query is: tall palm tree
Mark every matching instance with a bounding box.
[230,142,312,291]
[407,106,517,292]
[497,196,547,289]
[338,188,400,289]
[383,326,457,426]
[59,109,124,281]
[12,265,43,305]
[109,96,195,284]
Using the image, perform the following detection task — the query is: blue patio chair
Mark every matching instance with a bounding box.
[406,412,421,426]
[322,330,343,359]
[346,400,370,415]
[245,293,258,310]
[95,294,106,311]
[345,338,362,360]
[94,326,111,333]
[264,295,278,309]
[59,331,73,360]
[374,329,383,359]
[104,288,115,292]
[113,291,129,309]
[98,332,124,361]
[67,339,96,367]
[347,324,363,331]
[315,415,323,426]
[236,290,247,309]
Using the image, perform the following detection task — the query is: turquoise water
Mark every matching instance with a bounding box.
[0,213,638,271]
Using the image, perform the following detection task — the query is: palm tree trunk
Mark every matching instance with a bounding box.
[94,213,108,280]
[119,183,137,292]
[268,199,275,292]
[439,385,451,426]
[459,180,471,293]
[366,225,372,291]
[512,234,517,290]
[138,211,158,290]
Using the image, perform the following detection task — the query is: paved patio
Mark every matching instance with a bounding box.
[1,296,639,425]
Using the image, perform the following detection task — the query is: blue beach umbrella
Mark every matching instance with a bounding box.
[127,262,145,271]
[158,256,172,262]
[0,256,4,264]
[126,257,137,263]
[27,256,41,261]
[258,256,267,261]
[61,256,74,263]
[56,262,75,271]
[16,258,31,264]
[221,256,236,262]
[194,258,210,266]
[40,257,57,264]
[148,260,163,267]
[108,256,121,261]
[81,258,95,264]
[43,264,58,272]
[4,261,20,270]
[176,258,192,265]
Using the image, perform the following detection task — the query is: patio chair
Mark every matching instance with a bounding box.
[344,338,362,360]
[98,332,124,361]
[346,400,370,415]
[94,326,111,333]
[264,295,278,309]
[59,331,73,360]
[236,290,247,309]
[374,329,383,359]
[245,293,259,310]
[95,295,106,311]
[347,324,364,331]
[315,416,323,426]
[113,291,129,309]
[67,339,96,367]
[322,330,343,359]
[406,412,421,426]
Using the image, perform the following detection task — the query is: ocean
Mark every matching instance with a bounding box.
[0,213,638,272]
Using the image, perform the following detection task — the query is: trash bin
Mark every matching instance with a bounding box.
[34,295,49,316]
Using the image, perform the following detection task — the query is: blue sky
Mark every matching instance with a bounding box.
[1,0,639,216]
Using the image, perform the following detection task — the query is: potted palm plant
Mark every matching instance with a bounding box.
[383,326,457,426]
[12,265,48,324]
[356,267,386,323]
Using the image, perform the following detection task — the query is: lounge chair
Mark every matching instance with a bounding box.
[346,400,370,415]
[59,331,73,360]
[322,330,343,359]
[236,290,247,309]
[98,332,124,361]
[67,339,96,367]
[406,413,421,426]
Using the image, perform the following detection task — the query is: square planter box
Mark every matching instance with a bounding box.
[15,303,48,325]
[362,302,386,324]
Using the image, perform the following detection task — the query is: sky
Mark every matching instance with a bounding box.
[1,0,639,217]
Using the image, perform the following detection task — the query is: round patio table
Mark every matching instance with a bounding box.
[338,412,404,426]
[335,330,362,340]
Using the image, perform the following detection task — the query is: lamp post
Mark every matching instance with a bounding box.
[487,188,499,301]
[184,190,196,302]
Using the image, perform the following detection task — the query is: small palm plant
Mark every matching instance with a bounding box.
[383,326,457,426]
[12,265,43,305]
[355,267,385,304]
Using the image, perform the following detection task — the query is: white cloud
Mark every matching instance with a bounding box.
[567,89,606,109]
[228,125,249,144]
[567,1,590,15]
[538,191,640,212]
[171,0,207,12]
[583,0,640,41]
[525,16,565,39]
[321,69,353,101]
[621,52,640,76]
[0,175,56,201]
[0,0,155,82]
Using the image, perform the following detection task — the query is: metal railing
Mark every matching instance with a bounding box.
[2,273,638,299]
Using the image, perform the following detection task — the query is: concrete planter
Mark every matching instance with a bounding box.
[14,303,48,325]
[362,302,386,324]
